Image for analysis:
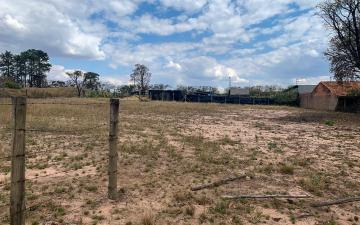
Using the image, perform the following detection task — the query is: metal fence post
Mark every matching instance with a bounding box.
[10,97,27,225]
[108,98,119,200]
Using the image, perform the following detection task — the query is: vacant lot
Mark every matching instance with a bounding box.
[0,99,359,225]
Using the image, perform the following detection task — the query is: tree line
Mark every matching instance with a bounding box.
[0,49,51,88]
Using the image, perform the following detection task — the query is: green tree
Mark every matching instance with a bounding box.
[13,54,27,86]
[84,72,100,90]
[116,84,136,97]
[130,64,151,94]
[22,49,51,87]
[0,51,15,80]
[150,84,171,90]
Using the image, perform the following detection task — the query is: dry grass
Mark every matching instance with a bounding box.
[0,98,359,225]
[0,87,78,98]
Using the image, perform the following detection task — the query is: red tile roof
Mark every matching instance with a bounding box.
[319,81,360,96]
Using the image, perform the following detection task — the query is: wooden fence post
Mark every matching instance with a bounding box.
[108,98,119,200]
[10,97,27,225]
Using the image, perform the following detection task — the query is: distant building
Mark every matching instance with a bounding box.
[284,85,316,95]
[300,81,360,112]
[229,87,250,96]
[149,90,184,101]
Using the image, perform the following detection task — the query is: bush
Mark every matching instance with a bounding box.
[4,80,21,89]
[348,89,360,97]
[324,120,335,126]
[272,89,298,106]
[85,90,113,98]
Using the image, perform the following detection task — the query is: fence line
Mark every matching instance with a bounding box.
[0,102,107,106]
[0,123,107,133]
[0,97,119,224]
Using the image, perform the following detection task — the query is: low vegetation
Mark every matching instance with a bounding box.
[0,99,359,224]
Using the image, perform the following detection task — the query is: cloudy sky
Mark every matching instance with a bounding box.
[0,0,332,88]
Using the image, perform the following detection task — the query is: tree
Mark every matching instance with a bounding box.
[318,0,360,80]
[116,85,136,97]
[0,49,52,88]
[150,84,171,90]
[14,54,26,86]
[66,70,86,97]
[22,49,51,87]
[67,71,102,97]
[50,80,66,88]
[0,51,15,80]
[84,72,100,90]
[130,64,151,93]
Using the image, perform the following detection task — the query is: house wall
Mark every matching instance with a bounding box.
[312,83,332,96]
[300,93,338,111]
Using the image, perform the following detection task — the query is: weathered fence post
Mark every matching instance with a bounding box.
[108,98,119,200]
[10,97,27,225]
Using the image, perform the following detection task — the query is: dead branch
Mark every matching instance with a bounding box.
[222,195,311,200]
[190,175,248,191]
[311,196,360,208]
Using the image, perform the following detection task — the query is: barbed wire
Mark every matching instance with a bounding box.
[0,181,10,188]
[0,102,108,106]
[0,155,11,160]
[0,203,10,210]
[0,123,108,135]
[0,139,109,161]
[27,102,108,106]
[26,125,107,134]
[0,161,106,190]
[6,193,108,219]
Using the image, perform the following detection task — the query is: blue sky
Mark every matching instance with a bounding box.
[0,0,331,89]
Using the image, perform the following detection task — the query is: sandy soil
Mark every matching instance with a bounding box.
[0,99,359,225]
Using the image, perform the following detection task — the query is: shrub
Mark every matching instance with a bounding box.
[279,164,295,175]
[4,80,21,89]
[324,120,335,126]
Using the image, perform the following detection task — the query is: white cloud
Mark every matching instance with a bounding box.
[2,15,25,31]
[101,76,129,86]
[166,61,182,71]
[48,65,69,81]
[294,76,331,85]
[0,0,331,87]
[0,0,105,59]
[159,0,207,13]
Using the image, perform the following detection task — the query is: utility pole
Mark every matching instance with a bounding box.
[228,75,231,96]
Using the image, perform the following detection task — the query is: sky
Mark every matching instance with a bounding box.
[0,0,332,89]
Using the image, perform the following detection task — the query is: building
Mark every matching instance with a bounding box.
[149,90,184,101]
[283,85,316,95]
[229,87,250,96]
[300,81,360,112]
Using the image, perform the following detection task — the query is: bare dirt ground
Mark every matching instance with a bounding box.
[0,98,359,225]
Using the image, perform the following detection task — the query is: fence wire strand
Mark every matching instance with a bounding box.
[0,98,113,222]
[26,123,108,134]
